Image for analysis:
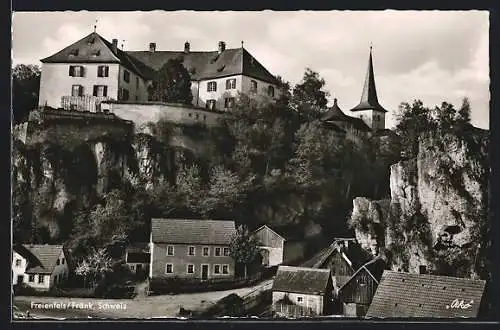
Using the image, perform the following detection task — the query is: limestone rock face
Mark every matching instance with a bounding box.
[349,129,489,278]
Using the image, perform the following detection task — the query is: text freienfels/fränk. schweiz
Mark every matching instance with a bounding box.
[30,301,127,310]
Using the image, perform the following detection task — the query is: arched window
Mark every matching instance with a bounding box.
[268,85,275,97]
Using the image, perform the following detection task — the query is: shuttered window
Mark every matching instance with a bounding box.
[69,66,84,77]
[71,85,83,96]
[97,65,109,77]
[93,85,108,97]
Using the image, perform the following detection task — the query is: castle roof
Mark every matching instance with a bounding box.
[127,47,280,84]
[321,98,371,132]
[40,32,146,79]
[350,47,388,113]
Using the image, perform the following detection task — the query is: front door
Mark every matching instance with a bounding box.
[17,275,24,284]
[201,265,209,280]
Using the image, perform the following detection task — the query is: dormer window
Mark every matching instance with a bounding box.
[217,65,225,72]
[91,50,101,57]
[88,38,95,45]
[69,49,79,56]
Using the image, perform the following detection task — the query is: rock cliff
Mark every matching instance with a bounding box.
[349,128,489,279]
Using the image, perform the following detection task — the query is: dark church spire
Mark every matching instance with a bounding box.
[351,45,387,113]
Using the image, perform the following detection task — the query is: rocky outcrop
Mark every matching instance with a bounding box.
[349,128,489,278]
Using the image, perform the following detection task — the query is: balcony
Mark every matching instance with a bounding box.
[61,95,111,112]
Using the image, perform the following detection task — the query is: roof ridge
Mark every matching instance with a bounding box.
[279,265,330,273]
[383,270,487,283]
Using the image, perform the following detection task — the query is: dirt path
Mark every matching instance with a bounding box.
[13,279,273,320]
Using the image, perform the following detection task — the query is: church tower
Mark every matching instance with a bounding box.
[350,46,387,131]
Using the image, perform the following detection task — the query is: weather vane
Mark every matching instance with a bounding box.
[121,40,125,50]
[94,19,98,33]
[241,41,244,48]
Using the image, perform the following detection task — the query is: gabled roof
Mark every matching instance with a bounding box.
[126,242,150,253]
[272,266,331,295]
[15,244,65,275]
[338,256,386,292]
[151,218,236,245]
[40,32,146,79]
[300,239,371,270]
[127,47,280,84]
[366,271,486,318]
[321,99,371,132]
[351,47,388,113]
[253,225,286,241]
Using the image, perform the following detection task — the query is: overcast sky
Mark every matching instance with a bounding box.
[12,10,489,129]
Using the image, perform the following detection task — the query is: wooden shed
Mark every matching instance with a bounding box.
[252,225,285,267]
[337,256,386,317]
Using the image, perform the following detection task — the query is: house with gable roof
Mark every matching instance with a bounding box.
[12,244,69,291]
[38,32,281,113]
[365,270,487,318]
[149,218,237,282]
[251,225,285,268]
[271,265,333,317]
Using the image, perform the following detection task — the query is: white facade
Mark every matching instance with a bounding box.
[259,246,284,267]
[12,249,69,291]
[38,62,149,109]
[192,74,278,110]
[272,291,324,315]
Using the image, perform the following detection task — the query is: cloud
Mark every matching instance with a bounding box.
[12,10,489,129]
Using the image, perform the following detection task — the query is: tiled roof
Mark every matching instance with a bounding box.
[127,47,280,84]
[16,244,64,275]
[40,32,148,79]
[300,239,371,270]
[126,242,150,253]
[272,265,331,295]
[365,271,486,318]
[151,218,236,245]
[321,99,371,132]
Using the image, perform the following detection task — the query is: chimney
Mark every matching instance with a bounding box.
[334,98,338,106]
[218,41,226,54]
[184,42,190,53]
[112,39,118,53]
[149,42,156,53]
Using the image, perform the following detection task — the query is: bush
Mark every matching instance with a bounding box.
[13,283,96,298]
[95,283,136,299]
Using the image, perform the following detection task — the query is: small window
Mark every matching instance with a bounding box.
[419,265,427,274]
[203,247,209,256]
[250,80,257,93]
[223,247,230,256]
[195,113,199,120]
[226,78,236,90]
[188,113,192,117]
[214,264,221,274]
[268,85,275,97]
[224,97,235,109]
[123,70,130,83]
[93,85,108,97]
[28,275,35,282]
[167,245,174,256]
[130,265,135,271]
[15,259,21,267]
[69,65,84,77]
[188,246,196,256]
[91,50,101,57]
[38,275,44,284]
[69,49,79,56]
[297,296,303,303]
[62,258,65,265]
[207,81,217,92]
[97,65,109,77]
[222,265,229,274]
[187,264,195,274]
[203,115,207,121]
[121,88,130,101]
[71,85,83,97]
[56,259,60,266]
[206,99,216,110]
[215,247,221,256]
[165,264,173,274]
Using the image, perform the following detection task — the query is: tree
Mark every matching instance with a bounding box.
[229,225,261,279]
[395,100,436,159]
[148,58,193,104]
[12,64,41,123]
[434,101,457,130]
[75,247,113,288]
[456,97,472,126]
[291,68,329,121]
